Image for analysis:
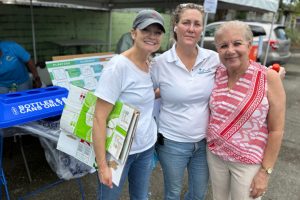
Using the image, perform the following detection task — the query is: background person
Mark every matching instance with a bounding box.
[92,9,165,200]
[207,20,286,200]
[0,41,42,94]
[151,3,219,200]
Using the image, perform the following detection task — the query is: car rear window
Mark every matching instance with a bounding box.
[205,25,219,37]
[274,27,288,40]
[249,25,266,37]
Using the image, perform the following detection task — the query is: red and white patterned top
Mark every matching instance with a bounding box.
[207,61,269,164]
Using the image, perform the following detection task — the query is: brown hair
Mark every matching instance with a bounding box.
[172,3,204,41]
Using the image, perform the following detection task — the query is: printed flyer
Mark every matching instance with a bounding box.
[46,55,115,91]
[57,85,140,186]
[60,84,96,142]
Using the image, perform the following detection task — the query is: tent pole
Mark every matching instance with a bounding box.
[30,0,37,64]
[200,12,208,48]
[168,8,174,50]
[263,12,276,66]
[108,9,112,52]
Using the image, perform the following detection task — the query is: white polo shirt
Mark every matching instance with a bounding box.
[151,44,219,142]
[94,55,157,154]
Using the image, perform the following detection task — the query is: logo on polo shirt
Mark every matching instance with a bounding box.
[6,56,14,62]
[197,68,212,74]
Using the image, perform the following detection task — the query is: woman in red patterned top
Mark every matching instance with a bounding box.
[207,21,286,200]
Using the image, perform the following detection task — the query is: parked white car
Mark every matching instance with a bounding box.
[202,21,292,65]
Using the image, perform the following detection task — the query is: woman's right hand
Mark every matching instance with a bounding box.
[98,164,113,188]
[250,169,269,198]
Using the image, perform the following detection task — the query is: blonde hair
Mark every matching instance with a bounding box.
[172,3,204,41]
[214,21,253,44]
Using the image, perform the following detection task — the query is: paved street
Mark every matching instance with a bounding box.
[263,53,300,200]
[2,53,300,200]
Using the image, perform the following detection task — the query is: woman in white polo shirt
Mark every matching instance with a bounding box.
[151,3,219,200]
[92,10,165,200]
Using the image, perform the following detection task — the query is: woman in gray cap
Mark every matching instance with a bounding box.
[92,9,165,200]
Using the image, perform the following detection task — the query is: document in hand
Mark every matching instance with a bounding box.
[57,130,96,167]
[105,101,140,164]
[59,84,96,143]
[57,84,140,186]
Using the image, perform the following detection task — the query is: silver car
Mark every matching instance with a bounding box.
[202,21,292,65]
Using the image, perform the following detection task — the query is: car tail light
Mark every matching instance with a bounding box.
[269,40,279,50]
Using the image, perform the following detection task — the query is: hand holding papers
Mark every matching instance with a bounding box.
[57,85,140,186]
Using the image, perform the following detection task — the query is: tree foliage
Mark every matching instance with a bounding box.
[285,0,300,14]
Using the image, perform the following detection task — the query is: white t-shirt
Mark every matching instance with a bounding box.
[151,44,219,142]
[94,54,157,154]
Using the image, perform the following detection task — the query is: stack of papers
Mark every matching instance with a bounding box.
[57,85,140,186]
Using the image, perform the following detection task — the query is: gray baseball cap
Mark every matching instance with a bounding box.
[132,10,165,33]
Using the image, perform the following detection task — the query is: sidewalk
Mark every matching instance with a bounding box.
[291,46,300,55]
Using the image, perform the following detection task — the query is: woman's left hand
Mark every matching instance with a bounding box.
[278,67,286,80]
[268,65,286,80]
[250,169,270,198]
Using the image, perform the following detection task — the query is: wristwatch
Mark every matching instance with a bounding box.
[261,165,273,175]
